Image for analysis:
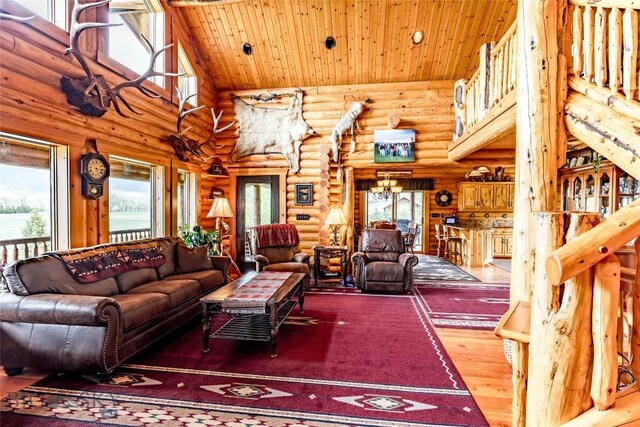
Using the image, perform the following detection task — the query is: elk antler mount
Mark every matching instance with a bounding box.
[61,0,180,117]
[166,87,235,163]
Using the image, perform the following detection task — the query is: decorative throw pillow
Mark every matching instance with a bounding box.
[175,244,212,274]
[55,248,128,284]
[117,241,166,270]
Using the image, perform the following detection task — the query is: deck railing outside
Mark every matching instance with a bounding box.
[0,236,50,265]
[109,228,151,243]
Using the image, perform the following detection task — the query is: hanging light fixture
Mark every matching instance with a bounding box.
[371,174,403,200]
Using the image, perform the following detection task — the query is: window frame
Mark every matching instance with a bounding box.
[176,169,197,230]
[177,41,198,106]
[10,0,68,30]
[0,132,70,252]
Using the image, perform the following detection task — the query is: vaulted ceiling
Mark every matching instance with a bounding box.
[175,0,517,90]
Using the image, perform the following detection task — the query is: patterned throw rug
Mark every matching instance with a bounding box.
[413,255,480,282]
[1,292,488,427]
[415,281,510,330]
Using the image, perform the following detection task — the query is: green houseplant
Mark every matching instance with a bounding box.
[177,224,220,256]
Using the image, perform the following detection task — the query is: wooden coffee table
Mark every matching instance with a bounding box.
[200,271,305,357]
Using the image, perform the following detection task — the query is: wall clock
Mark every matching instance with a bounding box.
[80,153,110,200]
[435,190,453,207]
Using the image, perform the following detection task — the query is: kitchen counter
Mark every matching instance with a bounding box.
[446,225,513,267]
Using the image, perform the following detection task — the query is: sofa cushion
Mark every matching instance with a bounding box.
[365,252,400,262]
[127,279,200,308]
[256,246,296,264]
[365,262,404,282]
[3,256,120,296]
[117,268,158,294]
[111,293,170,332]
[264,262,310,276]
[361,230,404,252]
[156,237,179,279]
[165,270,224,293]
[175,244,212,274]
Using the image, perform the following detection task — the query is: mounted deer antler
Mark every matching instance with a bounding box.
[61,0,181,117]
[166,87,235,162]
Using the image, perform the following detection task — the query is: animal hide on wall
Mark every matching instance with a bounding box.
[329,101,369,163]
[228,89,315,173]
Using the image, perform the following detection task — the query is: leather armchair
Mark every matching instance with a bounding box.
[253,224,311,287]
[351,229,418,293]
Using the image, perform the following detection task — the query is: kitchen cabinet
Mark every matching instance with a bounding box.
[492,228,513,258]
[458,182,514,212]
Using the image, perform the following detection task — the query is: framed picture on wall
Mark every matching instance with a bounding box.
[374,129,416,163]
[294,183,313,206]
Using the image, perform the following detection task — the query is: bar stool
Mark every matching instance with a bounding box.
[435,224,446,258]
[443,225,463,266]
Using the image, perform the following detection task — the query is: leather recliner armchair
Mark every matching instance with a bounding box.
[351,229,418,293]
[253,224,311,288]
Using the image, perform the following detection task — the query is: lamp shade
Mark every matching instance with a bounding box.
[325,207,347,225]
[476,166,491,173]
[207,197,234,218]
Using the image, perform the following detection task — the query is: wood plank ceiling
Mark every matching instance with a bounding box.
[174,0,517,90]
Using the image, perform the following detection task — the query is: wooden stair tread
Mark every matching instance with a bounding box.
[494,300,530,344]
[560,385,640,427]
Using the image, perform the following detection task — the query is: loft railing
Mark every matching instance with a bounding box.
[453,21,517,141]
[0,236,50,265]
[109,228,151,243]
[570,1,640,101]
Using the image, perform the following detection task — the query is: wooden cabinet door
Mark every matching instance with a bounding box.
[505,236,513,256]
[477,184,494,210]
[493,183,512,210]
[492,235,505,257]
[459,184,479,210]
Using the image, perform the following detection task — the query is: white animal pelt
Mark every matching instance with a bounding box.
[329,102,366,163]
[228,89,315,173]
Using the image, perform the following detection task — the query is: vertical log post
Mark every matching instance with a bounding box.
[512,0,562,425]
[527,213,599,426]
[630,238,640,384]
[343,167,355,254]
[591,254,621,410]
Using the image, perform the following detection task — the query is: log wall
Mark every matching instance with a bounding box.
[0,1,216,248]
[213,82,516,257]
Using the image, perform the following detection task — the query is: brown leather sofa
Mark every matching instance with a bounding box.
[351,229,418,293]
[0,237,229,376]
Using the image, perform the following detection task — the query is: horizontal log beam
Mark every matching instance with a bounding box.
[569,76,640,124]
[565,92,640,180]
[560,386,640,427]
[546,198,640,286]
[570,0,640,9]
[448,90,516,161]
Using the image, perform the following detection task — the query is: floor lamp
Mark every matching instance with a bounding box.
[206,197,240,275]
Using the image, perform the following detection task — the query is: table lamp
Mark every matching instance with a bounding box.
[207,197,234,252]
[325,206,347,246]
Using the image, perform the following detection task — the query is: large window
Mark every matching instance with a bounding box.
[109,157,163,242]
[108,0,165,86]
[14,0,67,30]
[365,191,423,252]
[177,170,196,229]
[177,42,198,105]
[0,133,69,264]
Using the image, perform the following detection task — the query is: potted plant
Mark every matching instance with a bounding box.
[177,224,220,256]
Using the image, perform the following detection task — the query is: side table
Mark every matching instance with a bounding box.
[312,245,348,287]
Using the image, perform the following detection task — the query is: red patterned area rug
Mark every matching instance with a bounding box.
[1,293,488,427]
[415,281,510,330]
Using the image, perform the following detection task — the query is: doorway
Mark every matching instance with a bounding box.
[236,175,279,272]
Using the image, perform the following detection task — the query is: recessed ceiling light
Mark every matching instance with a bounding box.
[412,31,424,44]
[242,42,252,55]
[325,36,336,50]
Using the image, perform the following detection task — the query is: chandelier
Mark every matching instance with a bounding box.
[371,175,402,200]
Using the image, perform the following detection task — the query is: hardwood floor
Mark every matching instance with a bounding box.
[0,263,514,427]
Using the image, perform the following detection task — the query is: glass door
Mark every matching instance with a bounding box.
[236,175,279,272]
[395,191,423,252]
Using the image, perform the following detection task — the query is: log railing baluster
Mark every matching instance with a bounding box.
[609,8,623,93]
[622,8,638,100]
[594,7,607,88]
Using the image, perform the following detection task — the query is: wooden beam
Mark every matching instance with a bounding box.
[568,76,640,122]
[448,90,516,161]
[527,212,597,426]
[570,0,640,9]
[511,0,562,425]
[591,254,621,410]
[631,238,640,379]
[560,386,640,427]
[565,92,640,180]
[168,0,249,7]
[546,198,640,286]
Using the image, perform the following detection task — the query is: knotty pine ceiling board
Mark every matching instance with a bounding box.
[178,0,517,90]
